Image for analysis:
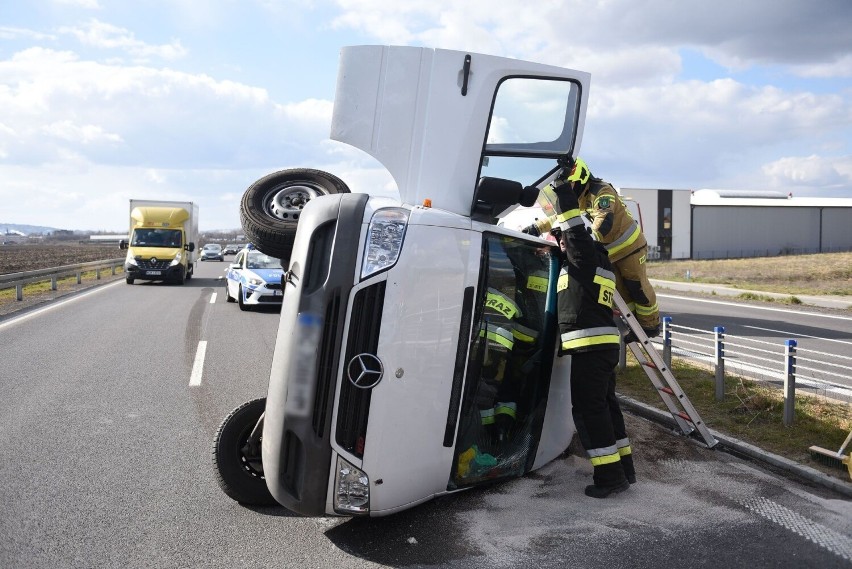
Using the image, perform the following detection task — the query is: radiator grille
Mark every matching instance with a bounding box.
[335,282,385,459]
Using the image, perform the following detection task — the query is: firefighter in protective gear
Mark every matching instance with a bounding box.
[547,168,635,498]
[525,158,660,337]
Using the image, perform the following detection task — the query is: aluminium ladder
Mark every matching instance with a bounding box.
[613,292,718,448]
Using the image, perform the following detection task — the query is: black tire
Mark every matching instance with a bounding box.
[224,282,235,303]
[239,168,350,259]
[212,398,276,506]
[238,285,250,311]
[126,277,134,285]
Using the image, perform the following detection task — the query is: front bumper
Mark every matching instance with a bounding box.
[262,193,369,516]
[125,263,185,281]
[241,283,284,304]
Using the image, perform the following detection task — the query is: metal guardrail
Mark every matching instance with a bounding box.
[649,316,852,423]
[0,259,125,301]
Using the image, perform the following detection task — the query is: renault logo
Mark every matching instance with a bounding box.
[346,353,384,389]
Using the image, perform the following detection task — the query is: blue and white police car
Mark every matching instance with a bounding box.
[224,245,285,310]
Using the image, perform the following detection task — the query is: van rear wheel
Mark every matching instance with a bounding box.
[212,398,276,506]
[240,168,350,260]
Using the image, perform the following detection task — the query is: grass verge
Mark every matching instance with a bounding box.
[617,355,852,483]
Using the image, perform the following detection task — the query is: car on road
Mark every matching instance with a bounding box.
[223,246,284,310]
[222,243,239,255]
[200,243,224,262]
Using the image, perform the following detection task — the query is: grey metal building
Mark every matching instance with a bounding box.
[621,188,852,260]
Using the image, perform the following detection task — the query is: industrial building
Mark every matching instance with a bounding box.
[620,188,852,260]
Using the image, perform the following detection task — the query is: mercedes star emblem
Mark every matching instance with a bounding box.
[346,353,384,389]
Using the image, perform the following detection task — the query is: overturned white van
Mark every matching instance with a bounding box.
[214,45,592,517]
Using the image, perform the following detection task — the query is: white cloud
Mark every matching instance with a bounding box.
[58,19,187,61]
[762,155,851,188]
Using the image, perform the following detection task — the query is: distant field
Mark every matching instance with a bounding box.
[0,244,121,274]
[647,251,852,296]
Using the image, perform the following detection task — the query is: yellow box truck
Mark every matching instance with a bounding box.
[119,199,198,285]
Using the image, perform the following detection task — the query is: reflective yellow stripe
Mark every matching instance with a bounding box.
[605,221,641,257]
[634,303,658,316]
[526,275,548,292]
[590,453,622,466]
[480,408,495,425]
[481,327,514,350]
[494,402,517,419]
[562,334,620,350]
[593,274,615,288]
[588,444,621,466]
[512,324,538,344]
[557,271,569,292]
[618,445,632,457]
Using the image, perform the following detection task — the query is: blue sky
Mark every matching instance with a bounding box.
[1,0,851,231]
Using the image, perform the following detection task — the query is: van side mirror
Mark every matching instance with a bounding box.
[470,176,526,223]
[187,242,196,252]
[119,240,128,250]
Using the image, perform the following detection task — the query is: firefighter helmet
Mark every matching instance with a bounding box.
[565,157,591,185]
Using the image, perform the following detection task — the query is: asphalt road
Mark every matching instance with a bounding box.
[656,292,852,400]
[1,260,851,568]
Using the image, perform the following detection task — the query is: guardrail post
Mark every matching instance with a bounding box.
[96,268,101,280]
[714,326,725,400]
[783,339,797,426]
[662,316,672,368]
[111,264,117,276]
[51,276,58,291]
[618,336,627,371]
[76,271,82,284]
[16,283,23,301]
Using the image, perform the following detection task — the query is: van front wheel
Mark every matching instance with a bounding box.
[212,398,276,506]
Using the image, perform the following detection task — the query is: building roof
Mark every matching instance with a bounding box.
[691,189,852,207]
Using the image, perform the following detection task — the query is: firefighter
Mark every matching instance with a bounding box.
[546,164,635,498]
[525,158,660,338]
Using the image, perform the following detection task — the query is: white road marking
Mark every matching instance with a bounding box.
[189,341,207,387]
[740,497,852,561]
[209,293,217,304]
[0,280,123,331]
[743,325,852,346]
[658,293,852,321]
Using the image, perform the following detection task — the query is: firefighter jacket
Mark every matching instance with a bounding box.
[532,178,646,263]
[555,207,620,354]
[578,178,646,263]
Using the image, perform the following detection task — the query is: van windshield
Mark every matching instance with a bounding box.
[131,228,182,248]
[451,234,559,489]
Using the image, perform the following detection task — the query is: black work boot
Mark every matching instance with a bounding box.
[587,462,630,498]
[584,479,630,498]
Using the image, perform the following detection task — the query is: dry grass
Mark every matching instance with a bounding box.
[646,251,852,296]
[617,356,852,482]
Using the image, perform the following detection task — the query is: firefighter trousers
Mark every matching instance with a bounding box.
[570,348,630,487]
[614,246,659,331]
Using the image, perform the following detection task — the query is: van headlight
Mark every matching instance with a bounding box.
[125,251,137,266]
[361,208,409,280]
[333,456,369,515]
[169,252,182,266]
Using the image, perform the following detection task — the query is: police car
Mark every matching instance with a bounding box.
[223,245,284,310]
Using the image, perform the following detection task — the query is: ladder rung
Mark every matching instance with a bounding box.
[642,361,658,370]
[659,387,674,395]
[676,411,693,423]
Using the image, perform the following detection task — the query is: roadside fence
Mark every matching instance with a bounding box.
[627,315,852,424]
[0,259,125,301]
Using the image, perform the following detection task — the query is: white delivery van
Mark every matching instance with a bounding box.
[213,45,592,517]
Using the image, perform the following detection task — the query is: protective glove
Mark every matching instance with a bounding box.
[521,223,541,237]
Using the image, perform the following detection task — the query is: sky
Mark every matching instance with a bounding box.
[1,0,851,232]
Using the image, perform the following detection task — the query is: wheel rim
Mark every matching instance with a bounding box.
[266,182,326,221]
[238,435,264,479]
